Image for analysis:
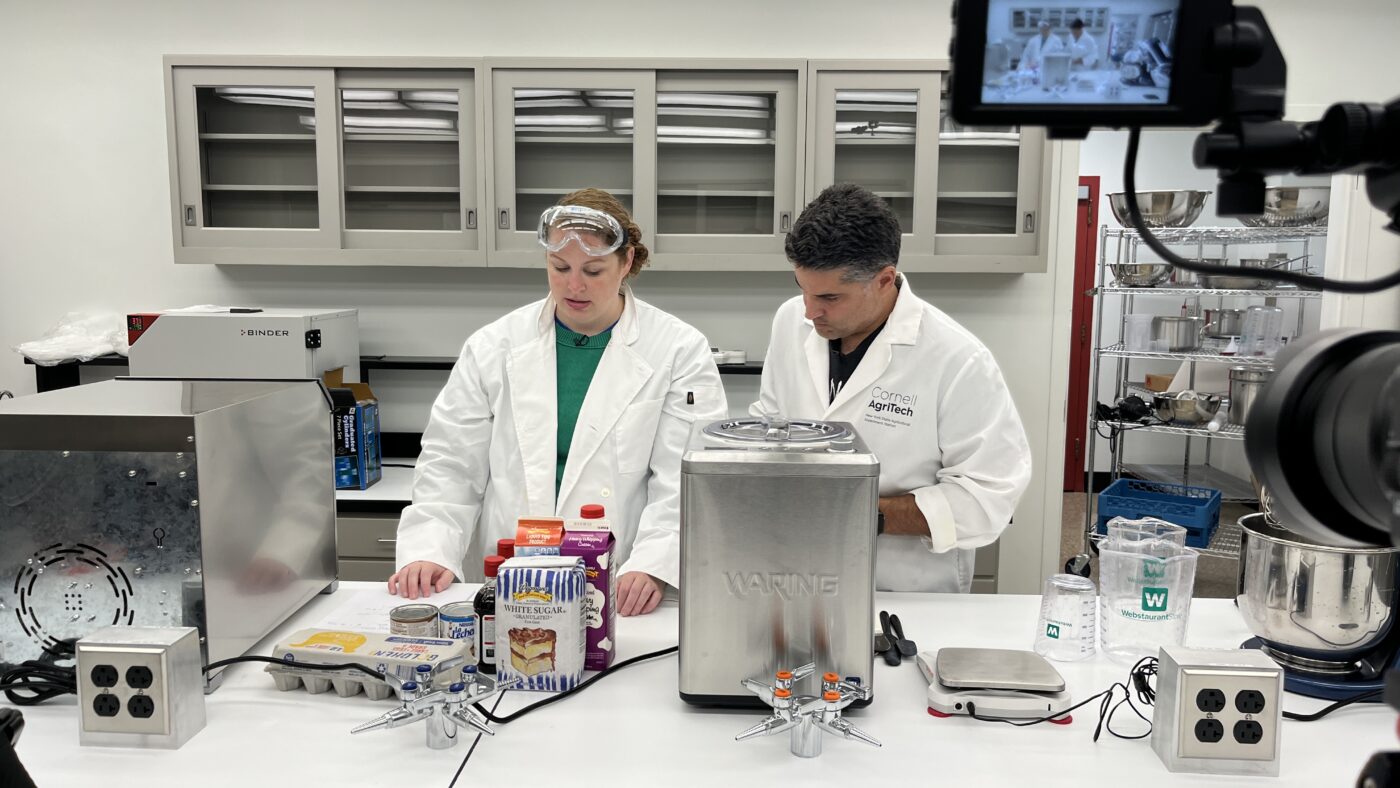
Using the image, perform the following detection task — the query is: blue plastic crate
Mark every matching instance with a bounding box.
[1095,479,1223,549]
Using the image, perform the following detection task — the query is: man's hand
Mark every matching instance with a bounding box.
[617,572,664,617]
[878,494,930,538]
[388,561,454,599]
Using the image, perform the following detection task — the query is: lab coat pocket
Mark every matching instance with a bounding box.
[614,397,664,475]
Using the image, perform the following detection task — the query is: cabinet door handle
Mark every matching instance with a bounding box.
[1023,211,1036,233]
[466,209,477,230]
[780,211,793,233]
[376,538,397,544]
[184,205,197,227]
[498,209,511,229]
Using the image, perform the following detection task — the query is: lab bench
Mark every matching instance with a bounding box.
[11,585,1388,786]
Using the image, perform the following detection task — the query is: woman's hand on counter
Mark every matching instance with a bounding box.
[388,561,454,599]
[617,571,663,617]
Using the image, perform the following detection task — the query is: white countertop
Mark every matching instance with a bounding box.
[984,68,1165,104]
[335,462,415,504]
[12,584,1392,786]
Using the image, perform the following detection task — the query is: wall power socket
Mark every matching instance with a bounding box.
[1150,646,1283,777]
[76,626,206,749]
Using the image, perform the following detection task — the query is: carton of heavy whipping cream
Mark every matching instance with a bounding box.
[561,505,615,671]
[515,517,565,556]
[496,556,586,692]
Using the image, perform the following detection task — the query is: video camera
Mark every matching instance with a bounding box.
[948,0,1399,224]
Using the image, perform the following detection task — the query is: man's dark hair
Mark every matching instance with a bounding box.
[1070,18,1085,30]
[784,183,901,282]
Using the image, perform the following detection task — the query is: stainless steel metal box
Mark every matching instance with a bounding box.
[678,418,878,707]
[0,379,337,683]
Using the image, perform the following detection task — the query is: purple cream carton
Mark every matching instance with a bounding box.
[560,504,615,671]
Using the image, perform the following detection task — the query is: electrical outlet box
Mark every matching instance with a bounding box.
[76,626,206,749]
[1151,646,1282,777]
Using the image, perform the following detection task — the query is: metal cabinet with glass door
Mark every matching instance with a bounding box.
[169,66,341,260]
[489,68,656,267]
[335,69,484,264]
[167,59,485,266]
[648,69,803,270]
[932,74,1046,266]
[808,62,1049,272]
[810,68,942,258]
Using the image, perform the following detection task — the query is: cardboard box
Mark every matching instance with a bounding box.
[497,556,587,692]
[515,517,565,556]
[1144,373,1174,393]
[324,369,381,491]
[561,513,616,671]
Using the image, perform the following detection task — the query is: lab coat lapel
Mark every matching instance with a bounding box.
[506,305,559,516]
[557,289,651,505]
[803,328,829,415]
[826,276,923,417]
[827,337,893,415]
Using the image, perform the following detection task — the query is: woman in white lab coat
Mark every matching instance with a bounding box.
[1020,20,1066,71]
[389,189,727,615]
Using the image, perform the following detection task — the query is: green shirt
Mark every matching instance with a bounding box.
[555,319,612,496]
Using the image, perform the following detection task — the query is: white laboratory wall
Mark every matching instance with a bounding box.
[1321,174,1400,333]
[0,0,1082,593]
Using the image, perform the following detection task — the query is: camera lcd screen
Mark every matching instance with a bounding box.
[979,1,1182,107]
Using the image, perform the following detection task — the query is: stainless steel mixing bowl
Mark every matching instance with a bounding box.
[1236,512,1400,656]
[1108,190,1211,228]
[1109,261,1172,287]
[1239,186,1330,227]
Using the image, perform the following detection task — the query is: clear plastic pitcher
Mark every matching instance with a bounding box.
[1098,542,1198,664]
[1104,516,1187,553]
[1034,574,1097,662]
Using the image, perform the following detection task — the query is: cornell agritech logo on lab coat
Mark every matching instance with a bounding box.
[864,386,918,429]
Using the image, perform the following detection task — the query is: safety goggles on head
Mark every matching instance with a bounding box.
[537,205,625,258]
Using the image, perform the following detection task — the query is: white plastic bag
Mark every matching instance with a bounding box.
[13,312,129,366]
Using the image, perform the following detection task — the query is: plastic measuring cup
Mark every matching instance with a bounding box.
[1123,314,1155,352]
[1033,574,1097,662]
[1098,545,1198,664]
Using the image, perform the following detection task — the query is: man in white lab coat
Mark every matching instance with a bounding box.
[754,184,1032,592]
[1068,18,1099,69]
[1020,20,1065,71]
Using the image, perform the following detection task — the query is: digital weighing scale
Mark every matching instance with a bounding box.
[917,648,1076,722]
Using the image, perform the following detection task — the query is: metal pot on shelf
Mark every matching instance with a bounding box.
[1170,257,1224,288]
[1168,390,1224,425]
[1151,316,1204,352]
[1228,366,1274,427]
[1202,308,1247,338]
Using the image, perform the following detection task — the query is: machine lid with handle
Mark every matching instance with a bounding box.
[702,416,852,444]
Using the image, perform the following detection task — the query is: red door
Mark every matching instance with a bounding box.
[1063,176,1099,492]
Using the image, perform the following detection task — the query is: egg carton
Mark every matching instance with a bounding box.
[263,628,472,701]
[266,664,398,700]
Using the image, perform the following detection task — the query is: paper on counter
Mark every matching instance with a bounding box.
[315,586,477,633]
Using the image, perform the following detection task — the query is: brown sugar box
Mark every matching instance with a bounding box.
[561,504,616,671]
[496,555,586,692]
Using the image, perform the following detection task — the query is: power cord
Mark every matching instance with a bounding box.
[0,641,78,706]
[1124,127,1400,295]
[1283,688,1385,721]
[202,655,388,680]
[963,656,1158,742]
[473,646,679,725]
